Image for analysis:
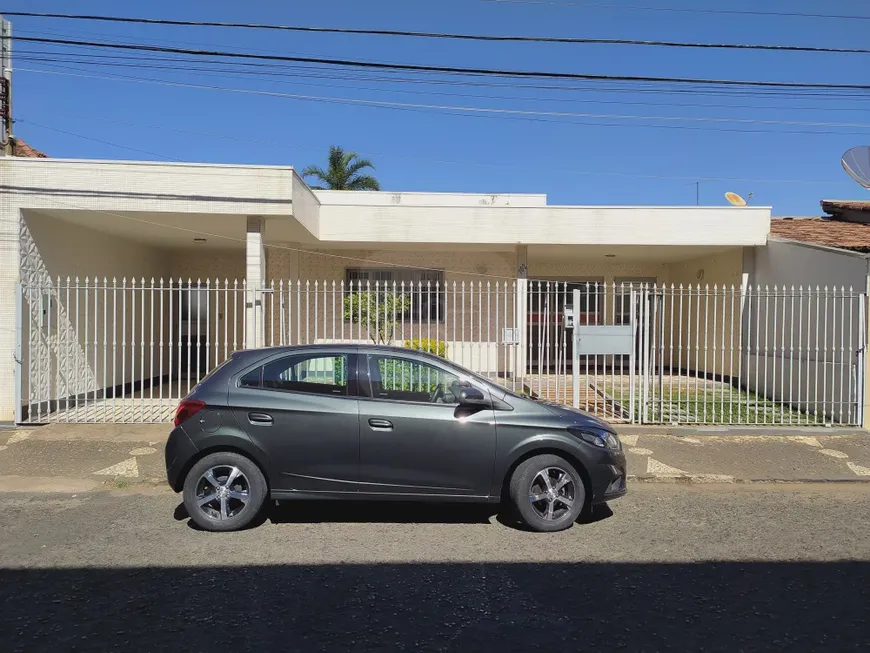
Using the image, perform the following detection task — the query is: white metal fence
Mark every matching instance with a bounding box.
[15,278,867,427]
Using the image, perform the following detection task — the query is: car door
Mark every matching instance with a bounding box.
[230,349,359,494]
[356,350,497,497]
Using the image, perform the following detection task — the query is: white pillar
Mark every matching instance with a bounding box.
[515,244,528,379]
[0,203,20,421]
[245,216,266,349]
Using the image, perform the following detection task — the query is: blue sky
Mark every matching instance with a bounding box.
[6,0,870,215]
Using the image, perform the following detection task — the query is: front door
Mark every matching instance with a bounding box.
[356,351,497,497]
[231,350,359,493]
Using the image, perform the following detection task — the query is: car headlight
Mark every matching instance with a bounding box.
[568,427,621,452]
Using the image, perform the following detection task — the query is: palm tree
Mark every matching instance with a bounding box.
[302,146,381,190]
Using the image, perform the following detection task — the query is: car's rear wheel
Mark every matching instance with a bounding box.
[182,452,267,532]
[508,454,586,532]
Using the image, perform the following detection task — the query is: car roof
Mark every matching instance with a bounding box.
[232,343,445,362]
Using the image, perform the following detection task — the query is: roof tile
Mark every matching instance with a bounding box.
[771,217,870,250]
[10,138,48,158]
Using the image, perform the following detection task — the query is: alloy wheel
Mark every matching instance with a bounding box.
[195,465,250,521]
[528,467,575,522]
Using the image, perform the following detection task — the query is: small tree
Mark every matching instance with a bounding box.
[343,290,411,344]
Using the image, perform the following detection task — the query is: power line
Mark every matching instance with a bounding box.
[18,115,852,186]
[19,120,174,159]
[4,11,869,54]
[15,45,870,112]
[18,66,870,135]
[7,35,870,91]
[18,63,870,128]
[480,0,870,21]
[14,39,870,102]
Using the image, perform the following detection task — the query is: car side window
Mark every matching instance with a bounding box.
[239,368,261,388]
[244,353,349,396]
[364,354,464,404]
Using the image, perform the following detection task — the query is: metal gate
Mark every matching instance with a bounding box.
[570,284,867,426]
[15,278,867,427]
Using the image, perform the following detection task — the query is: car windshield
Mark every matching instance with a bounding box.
[452,364,534,401]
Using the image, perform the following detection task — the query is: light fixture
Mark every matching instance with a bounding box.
[605,254,616,258]
[194,238,207,244]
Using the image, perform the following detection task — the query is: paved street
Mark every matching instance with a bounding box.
[2,483,869,652]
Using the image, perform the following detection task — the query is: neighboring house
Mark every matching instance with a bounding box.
[9,137,48,159]
[0,156,864,428]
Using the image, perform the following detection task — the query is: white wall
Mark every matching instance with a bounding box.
[18,212,170,415]
[744,239,868,422]
[316,205,771,246]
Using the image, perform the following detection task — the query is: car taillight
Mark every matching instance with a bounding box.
[174,399,206,427]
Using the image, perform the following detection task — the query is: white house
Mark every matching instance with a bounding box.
[4,153,862,428]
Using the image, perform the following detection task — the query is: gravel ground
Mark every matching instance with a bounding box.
[2,484,869,651]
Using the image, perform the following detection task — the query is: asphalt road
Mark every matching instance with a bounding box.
[2,484,870,652]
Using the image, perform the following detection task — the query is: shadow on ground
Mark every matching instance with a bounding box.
[2,560,868,651]
[174,500,614,530]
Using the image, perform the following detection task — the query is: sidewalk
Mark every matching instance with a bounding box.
[1,424,869,493]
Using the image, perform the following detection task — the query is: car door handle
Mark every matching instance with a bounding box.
[368,418,393,431]
[248,412,273,425]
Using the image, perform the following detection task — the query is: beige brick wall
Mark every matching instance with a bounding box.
[664,248,745,378]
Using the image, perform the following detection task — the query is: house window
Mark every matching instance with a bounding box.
[345,268,446,321]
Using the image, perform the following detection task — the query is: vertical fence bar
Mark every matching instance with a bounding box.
[822,287,830,422]
[102,278,109,415]
[838,287,846,424]
[764,284,779,424]
[797,286,805,424]
[84,277,91,422]
[729,285,736,425]
[176,279,183,402]
[813,287,821,421]
[847,288,855,425]
[753,286,762,425]
[149,279,155,411]
[139,278,145,419]
[744,285,752,423]
[719,285,726,423]
[159,278,164,407]
[787,286,795,425]
[93,277,100,421]
[167,278,173,404]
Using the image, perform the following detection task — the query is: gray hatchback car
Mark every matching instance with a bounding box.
[165,345,627,532]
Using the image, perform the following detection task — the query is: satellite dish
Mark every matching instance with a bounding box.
[842,146,870,190]
[725,191,747,207]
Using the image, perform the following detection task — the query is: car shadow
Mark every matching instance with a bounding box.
[496,502,614,531]
[268,500,499,525]
[174,500,614,530]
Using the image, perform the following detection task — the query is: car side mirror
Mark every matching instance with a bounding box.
[458,387,488,407]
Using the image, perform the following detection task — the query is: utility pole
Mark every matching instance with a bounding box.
[0,16,12,156]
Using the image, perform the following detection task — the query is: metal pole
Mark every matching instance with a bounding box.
[1,17,12,153]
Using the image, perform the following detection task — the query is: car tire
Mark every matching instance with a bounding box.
[182,452,268,532]
[508,454,586,533]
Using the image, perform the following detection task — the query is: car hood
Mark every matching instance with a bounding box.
[539,401,618,434]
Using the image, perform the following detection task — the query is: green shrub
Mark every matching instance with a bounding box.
[404,338,448,358]
[343,291,411,344]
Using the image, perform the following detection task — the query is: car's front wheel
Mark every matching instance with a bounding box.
[508,454,586,532]
[182,452,267,532]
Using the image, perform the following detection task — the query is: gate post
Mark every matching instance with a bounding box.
[245,216,266,349]
[14,282,22,424]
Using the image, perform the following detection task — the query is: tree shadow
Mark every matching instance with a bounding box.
[2,561,868,651]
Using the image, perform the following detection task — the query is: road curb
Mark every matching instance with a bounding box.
[628,475,870,484]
